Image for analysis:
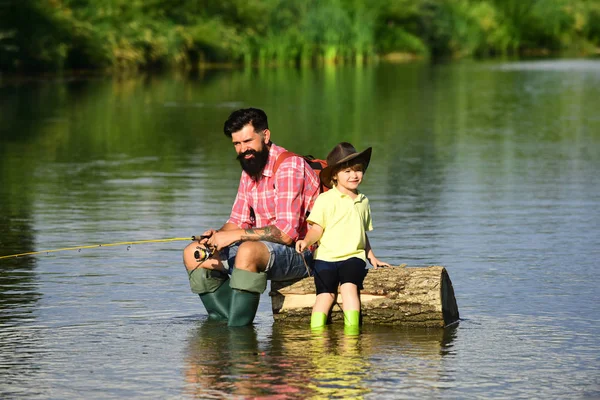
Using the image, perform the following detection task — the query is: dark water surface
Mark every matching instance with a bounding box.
[1,60,599,399]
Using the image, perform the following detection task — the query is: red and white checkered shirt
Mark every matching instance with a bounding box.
[227,143,320,241]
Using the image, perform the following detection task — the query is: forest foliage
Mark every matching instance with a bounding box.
[1,0,599,72]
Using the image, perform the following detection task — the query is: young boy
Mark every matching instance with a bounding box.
[296,142,390,332]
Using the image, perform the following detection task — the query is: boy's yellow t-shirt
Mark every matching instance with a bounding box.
[307,186,373,262]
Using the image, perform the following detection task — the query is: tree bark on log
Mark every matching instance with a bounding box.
[269,266,459,328]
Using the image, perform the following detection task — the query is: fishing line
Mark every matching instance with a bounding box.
[2,235,354,325]
[0,236,201,260]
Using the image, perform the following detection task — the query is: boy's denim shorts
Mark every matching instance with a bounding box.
[220,241,312,282]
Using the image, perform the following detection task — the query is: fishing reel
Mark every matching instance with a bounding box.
[191,234,215,262]
[194,246,214,262]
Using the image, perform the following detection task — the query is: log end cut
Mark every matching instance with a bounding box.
[269,265,459,328]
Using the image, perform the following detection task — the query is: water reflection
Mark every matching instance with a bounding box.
[0,130,40,319]
[183,321,456,398]
[0,182,41,386]
[276,326,372,399]
[0,60,598,398]
[184,321,311,399]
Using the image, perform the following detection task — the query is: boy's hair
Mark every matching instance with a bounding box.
[223,108,268,137]
[329,161,365,186]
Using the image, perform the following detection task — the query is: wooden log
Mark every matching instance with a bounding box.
[269,266,459,328]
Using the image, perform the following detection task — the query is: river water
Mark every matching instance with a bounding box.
[1,60,599,399]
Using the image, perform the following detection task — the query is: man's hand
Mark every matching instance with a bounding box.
[193,229,217,245]
[207,230,240,251]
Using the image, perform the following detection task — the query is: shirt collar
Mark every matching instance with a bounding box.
[331,185,365,202]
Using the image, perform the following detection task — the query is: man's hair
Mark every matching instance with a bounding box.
[223,108,269,137]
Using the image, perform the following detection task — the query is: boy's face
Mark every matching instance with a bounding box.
[334,164,364,194]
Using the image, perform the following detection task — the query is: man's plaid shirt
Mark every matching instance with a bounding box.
[227,143,320,241]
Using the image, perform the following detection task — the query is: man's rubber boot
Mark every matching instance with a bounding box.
[343,310,361,336]
[228,269,268,327]
[188,268,232,321]
[198,279,233,321]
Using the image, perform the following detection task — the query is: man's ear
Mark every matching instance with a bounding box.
[262,129,271,144]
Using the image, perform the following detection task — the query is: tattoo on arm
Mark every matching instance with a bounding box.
[242,226,285,244]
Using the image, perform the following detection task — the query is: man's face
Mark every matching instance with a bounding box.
[231,124,271,180]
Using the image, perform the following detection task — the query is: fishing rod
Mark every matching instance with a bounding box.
[2,235,356,327]
[0,236,205,260]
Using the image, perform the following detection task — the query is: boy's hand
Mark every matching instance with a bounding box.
[369,257,391,269]
[295,240,308,253]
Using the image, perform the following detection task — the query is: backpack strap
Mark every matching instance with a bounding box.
[272,151,327,192]
[272,151,297,176]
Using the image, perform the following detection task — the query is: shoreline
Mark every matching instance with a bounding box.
[1,52,598,82]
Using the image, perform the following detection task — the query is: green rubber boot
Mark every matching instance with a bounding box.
[343,310,361,336]
[198,279,233,321]
[228,269,268,327]
[310,312,328,330]
[188,268,232,321]
[227,290,261,327]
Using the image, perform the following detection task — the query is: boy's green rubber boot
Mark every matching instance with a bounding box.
[343,310,361,336]
[228,269,268,327]
[188,268,232,321]
[310,312,328,330]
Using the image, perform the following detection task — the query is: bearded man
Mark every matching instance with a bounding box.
[183,108,320,326]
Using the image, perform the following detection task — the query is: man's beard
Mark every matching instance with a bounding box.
[237,145,270,180]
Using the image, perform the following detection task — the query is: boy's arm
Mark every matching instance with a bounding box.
[295,223,323,253]
[365,234,391,268]
[302,223,324,248]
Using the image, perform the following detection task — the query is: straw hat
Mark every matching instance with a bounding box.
[320,142,372,189]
